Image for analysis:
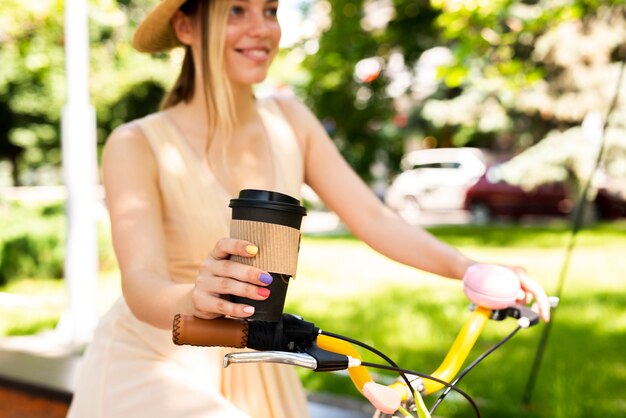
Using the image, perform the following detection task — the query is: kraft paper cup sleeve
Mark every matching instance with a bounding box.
[229,219,301,277]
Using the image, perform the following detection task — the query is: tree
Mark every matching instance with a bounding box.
[0,0,66,185]
[295,1,626,180]
[420,1,626,152]
[0,0,174,185]
[477,6,626,208]
[297,0,441,180]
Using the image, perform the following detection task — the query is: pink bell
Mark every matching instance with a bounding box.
[463,264,523,309]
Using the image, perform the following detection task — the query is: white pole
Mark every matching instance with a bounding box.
[58,0,98,346]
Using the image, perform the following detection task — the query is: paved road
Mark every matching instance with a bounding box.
[308,392,373,418]
[310,401,372,418]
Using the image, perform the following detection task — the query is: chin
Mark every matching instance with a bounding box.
[231,72,270,86]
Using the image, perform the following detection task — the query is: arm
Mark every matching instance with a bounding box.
[277,98,472,279]
[276,97,550,321]
[102,124,271,329]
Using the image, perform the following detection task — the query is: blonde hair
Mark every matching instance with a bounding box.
[160,0,235,145]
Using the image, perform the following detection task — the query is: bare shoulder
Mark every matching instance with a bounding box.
[102,118,158,185]
[270,94,326,151]
[272,94,317,119]
[104,120,149,154]
[272,94,318,127]
[103,119,155,165]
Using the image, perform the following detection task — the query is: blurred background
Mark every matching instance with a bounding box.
[1,1,625,417]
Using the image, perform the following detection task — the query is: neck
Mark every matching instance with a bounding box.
[230,82,258,125]
[180,79,257,131]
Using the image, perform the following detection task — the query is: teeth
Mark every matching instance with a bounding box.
[242,49,268,57]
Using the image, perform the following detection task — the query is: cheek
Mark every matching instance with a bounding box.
[224,27,240,49]
[271,23,281,47]
[274,24,281,42]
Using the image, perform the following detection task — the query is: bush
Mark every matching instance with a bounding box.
[0,233,65,285]
[0,211,65,285]
[0,201,117,286]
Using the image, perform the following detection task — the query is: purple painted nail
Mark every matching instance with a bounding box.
[259,273,273,285]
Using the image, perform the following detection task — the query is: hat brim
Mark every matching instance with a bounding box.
[133,0,189,53]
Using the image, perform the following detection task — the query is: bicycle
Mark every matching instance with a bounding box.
[171,264,557,418]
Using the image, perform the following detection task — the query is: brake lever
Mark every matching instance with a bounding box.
[224,351,318,369]
[223,345,354,372]
[486,303,539,328]
[488,296,560,328]
[303,341,351,372]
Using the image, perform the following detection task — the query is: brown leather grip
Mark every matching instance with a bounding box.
[172,314,249,348]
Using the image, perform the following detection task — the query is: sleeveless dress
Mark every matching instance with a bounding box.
[66,97,310,418]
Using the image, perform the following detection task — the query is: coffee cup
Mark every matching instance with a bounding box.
[229,189,307,321]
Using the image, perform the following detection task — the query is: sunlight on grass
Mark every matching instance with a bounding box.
[288,225,626,418]
[0,274,121,336]
[1,222,624,418]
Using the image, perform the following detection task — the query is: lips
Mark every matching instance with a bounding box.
[234,47,271,62]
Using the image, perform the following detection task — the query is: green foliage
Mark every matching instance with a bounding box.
[0,232,65,285]
[0,203,65,284]
[297,0,626,179]
[0,0,175,185]
[424,1,626,150]
[3,0,626,187]
[298,0,439,179]
[0,201,116,285]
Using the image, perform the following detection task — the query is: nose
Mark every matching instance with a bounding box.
[247,10,271,37]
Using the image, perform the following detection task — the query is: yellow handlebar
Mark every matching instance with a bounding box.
[318,306,492,399]
[424,306,491,394]
[317,334,372,392]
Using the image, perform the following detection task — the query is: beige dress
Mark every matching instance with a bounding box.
[67,97,310,418]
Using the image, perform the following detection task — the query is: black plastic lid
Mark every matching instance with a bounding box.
[229,189,307,217]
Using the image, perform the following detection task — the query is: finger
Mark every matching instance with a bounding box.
[518,272,551,323]
[536,291,551,323]
[200,260,273,286]
[208,275,271,301]
[210,237,259,260]
[193,293,257,319]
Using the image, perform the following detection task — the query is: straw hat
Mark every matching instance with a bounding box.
[133,0,189,53]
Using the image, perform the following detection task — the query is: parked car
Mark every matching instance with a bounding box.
[385,148,488,222]
[463,163,626,223]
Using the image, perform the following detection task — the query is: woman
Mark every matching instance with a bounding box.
[67,1,551,417]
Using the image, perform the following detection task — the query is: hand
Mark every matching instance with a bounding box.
[507,265,551,323]
[192,238,273,320]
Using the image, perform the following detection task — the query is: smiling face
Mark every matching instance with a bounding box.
[224,0,281,86]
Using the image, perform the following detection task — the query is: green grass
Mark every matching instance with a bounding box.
[1,221,625,417]
[287,221,626,418]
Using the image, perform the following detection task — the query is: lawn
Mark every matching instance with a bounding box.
[288,222,626,418]
[1,220,625,418]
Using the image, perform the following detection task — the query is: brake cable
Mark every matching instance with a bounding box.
[521,55,626,405]
[430,325,522,414]
[358,361,481,418]
[324,330,481,417]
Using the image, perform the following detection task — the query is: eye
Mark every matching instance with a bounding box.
[264,7,278,18]
[230,5,245,17]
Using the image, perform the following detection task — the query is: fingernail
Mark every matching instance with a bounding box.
[259,273,273,285]
[246,245,258,255]
[257,287,270,298]
[243,306,255,314]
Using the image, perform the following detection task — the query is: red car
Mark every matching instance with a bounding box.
[463,165,626,223]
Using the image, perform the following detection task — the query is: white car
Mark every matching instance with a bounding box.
[385,148,487,222]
